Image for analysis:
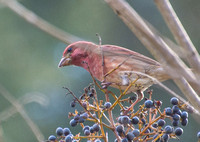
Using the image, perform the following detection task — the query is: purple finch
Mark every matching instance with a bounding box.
[58,41,169,111]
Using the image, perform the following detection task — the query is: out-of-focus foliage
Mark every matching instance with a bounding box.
[0,0,199,142]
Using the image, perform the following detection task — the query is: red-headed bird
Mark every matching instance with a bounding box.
[58,41,169,112]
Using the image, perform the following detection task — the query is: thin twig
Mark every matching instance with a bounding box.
[0,93,48,122]
[0,0,83,44]
[0,84,44,141]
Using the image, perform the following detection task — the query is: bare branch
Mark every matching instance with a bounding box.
[0,84,45,141]
[154,0,200,79]
[0,0,83,44]
[104,0,196,81]
[104,0,200,112]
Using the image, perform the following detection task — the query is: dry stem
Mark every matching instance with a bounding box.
[104,0,200,116]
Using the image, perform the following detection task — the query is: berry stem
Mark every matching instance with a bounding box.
[110,77,140,110]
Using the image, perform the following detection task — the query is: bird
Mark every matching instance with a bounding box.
[58,41,169,113]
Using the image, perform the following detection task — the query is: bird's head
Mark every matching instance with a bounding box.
[58,41,97,68]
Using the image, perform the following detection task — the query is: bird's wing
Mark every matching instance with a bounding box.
[101,45,160,66]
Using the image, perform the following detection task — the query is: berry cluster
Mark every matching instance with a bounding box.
[47,84,199,142]
[112,95,189,142]
[48,127,73,142]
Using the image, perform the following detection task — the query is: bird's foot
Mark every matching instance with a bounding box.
[101,82,112,89]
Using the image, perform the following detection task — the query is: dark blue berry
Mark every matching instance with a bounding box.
[162,134,169,141]
[121,116,130,125]
[89,92,94,97]
[152,123,158,128]
[153,134,160,142]
[83,125,90,131]
[172,120,179,127]
[181,118,188,126]
[164,125,173,134]
[94,139,101,142]
[141,118,146,125]
[177,109,182,116]
[170,97,179,105]
[132,129,140,137]
[48,135,56,141]
[175,127,183,136]
[78,116,85,123]
[63,128,71,136]
[144,100,154,108]
[126,132,135,141]
[56,127,63,136]
[165,107,172,116]
[118,116,122,124]
[145,129,150,134]
[104,102,112,109]
[65,135,72,142]
[84,129,90,136]
[173,114,180,121]
[121,138,128,142]
[181,111,188,119]
[70,101,76,107]
[131,116,139,125]
[80,112,88,119]
[116,125,124,133]
[74,114,80,120]
[92,124,100,132]
[157,119,166,127]
[69,119,77,127]
[197,131,200,139]
[172,105,180,114]
[90,127,94,133]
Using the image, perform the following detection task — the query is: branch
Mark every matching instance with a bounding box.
[0,84,45,141]
[104,0,200,112]
[104,0,196,81]
[154,0,200,79]
[0,0,83,44]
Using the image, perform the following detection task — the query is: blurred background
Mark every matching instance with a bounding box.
[0,0,200,141]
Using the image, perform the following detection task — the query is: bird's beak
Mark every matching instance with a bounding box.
[58,57,71,68]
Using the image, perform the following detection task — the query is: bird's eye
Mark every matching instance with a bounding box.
[67,48,72,53]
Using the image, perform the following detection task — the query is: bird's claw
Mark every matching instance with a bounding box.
[101,82,112,89]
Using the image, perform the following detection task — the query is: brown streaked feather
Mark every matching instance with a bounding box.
[94,45,160,66]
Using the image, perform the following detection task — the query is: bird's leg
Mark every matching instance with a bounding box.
[123,90,144,115]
